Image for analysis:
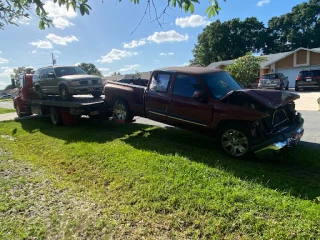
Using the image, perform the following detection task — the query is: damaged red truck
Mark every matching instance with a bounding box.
[104,67,304,158]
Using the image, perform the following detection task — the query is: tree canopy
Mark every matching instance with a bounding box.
[0,0,225,30]
[226,53,266,88]
[77,63,103,77]
[191,0,320,66]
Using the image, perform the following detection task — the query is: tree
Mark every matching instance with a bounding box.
[264,0,320,54]
[10,66,34,81]
[191,17,266,66]
[225,53,267,88]
[0,0,225,30]
[77,63,102,77]
[111,72,121,76]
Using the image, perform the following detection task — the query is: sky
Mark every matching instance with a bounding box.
[0,0,306,89]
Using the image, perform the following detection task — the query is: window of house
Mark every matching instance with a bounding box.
[172,74,203,98]
[149,73,171,92]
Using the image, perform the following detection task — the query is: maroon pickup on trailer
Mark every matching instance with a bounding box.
[104,67,304,158]
[13,73,110,125]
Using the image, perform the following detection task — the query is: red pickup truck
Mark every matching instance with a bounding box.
[104,67,304,158]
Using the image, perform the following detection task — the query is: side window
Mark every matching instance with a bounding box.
[149,73,171,92]
[46,68,55,78]
[172,74,203,98]
[39,68,47,79]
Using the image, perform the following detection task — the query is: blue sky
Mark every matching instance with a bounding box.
[0,0,305,88]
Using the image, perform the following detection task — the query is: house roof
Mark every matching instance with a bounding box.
[207,47,320,69]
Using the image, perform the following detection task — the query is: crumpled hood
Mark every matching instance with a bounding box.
[60,74,100,80]
[224,89,300,109]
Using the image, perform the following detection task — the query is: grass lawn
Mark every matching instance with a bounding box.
[0,98,13,102]
[0,117,319,239]
[0,107,15,114]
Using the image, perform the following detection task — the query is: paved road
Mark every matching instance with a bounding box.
[0,101,14,109]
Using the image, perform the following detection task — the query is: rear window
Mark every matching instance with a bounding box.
[262,74,278,79]
[298,70,320,78]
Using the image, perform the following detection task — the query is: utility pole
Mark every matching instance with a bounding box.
[52,53,56,66]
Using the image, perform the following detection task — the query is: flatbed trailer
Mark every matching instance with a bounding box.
[13,73,111,125]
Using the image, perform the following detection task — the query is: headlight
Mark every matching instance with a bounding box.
[97,79,102,84]
[70,80,80,86]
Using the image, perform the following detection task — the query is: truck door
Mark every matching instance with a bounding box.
[144,72,172,123]
[45,67,57,93]
[167,74,213,131]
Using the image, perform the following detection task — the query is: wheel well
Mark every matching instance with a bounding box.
[58,83,68,90]
[215,120,252,134]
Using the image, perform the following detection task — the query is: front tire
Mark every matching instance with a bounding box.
[113,100,133,121]
[59,85,72,101]
[217,124,252,158]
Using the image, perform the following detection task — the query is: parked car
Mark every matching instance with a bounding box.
[104,67,304,159]
[33,66,104,100]
[0,94,12,99]
[295,69,320,91]
[258,73,289,90]
[118,78,149,86]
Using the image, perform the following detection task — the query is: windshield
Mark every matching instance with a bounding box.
[203,72,242,99]
[54,67,87,77]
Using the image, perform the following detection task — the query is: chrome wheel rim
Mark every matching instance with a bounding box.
[221,129,249,157]
[114,103,127,120]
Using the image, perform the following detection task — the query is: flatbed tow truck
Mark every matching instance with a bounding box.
[13,73,111,125]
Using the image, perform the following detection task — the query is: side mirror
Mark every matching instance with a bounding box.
[193,91,207,103]
[47,72,56,78]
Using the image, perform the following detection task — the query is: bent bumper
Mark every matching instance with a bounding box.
[252,118,304,156]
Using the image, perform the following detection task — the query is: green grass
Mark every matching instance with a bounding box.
[0,98,13,102]
[0,107,15,114]
[0,118,320,239]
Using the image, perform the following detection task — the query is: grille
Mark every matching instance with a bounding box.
[92,79,98,85]
[80,80,88,85]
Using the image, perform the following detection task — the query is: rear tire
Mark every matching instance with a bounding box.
[285,82,289,90]
[49,107,63,126]
[113,100,133,121]
[216,123,252,159]
[59,85,72,101]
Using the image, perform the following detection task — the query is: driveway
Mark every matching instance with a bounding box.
[293,90,319,111]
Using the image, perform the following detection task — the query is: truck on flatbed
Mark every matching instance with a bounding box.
[104,66,304,158]
[13,73,110,125]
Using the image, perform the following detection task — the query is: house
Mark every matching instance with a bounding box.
[207,47,320,88]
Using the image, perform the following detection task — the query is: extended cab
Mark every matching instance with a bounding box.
[104,67,304,158]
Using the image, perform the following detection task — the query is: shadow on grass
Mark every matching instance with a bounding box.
[17,116,320,200]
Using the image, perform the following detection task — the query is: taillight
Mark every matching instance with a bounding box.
[296,77,302,81]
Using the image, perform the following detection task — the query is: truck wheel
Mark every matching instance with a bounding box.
[15,105,24,117]
[35,86,45,100]
[60,86,72,101]
[113,100,133,121]
[50,107,63,126]
[217,124,252,159]
[92,92,101,98]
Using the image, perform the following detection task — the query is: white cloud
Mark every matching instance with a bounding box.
[46,34,79,45]
[175,15,210,28]
[0,51,2,53]
[29,40,53,49]
[118,64,140,72]
[0,57,9,64]
[147,30,189,43]
[123,40,146,49]
[159,52,174,56]
[74,62,81,66]
[44,0,77,29]
[1,67,9,69]
[17,16,32,25]
[97,49,139,63]
[52,17,75,29]
[257,0,270,7]
[0,67,14,78]
[98,68,110,73]
[31,50,37,54]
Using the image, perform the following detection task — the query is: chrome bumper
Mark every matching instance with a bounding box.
[252,119,304,156]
